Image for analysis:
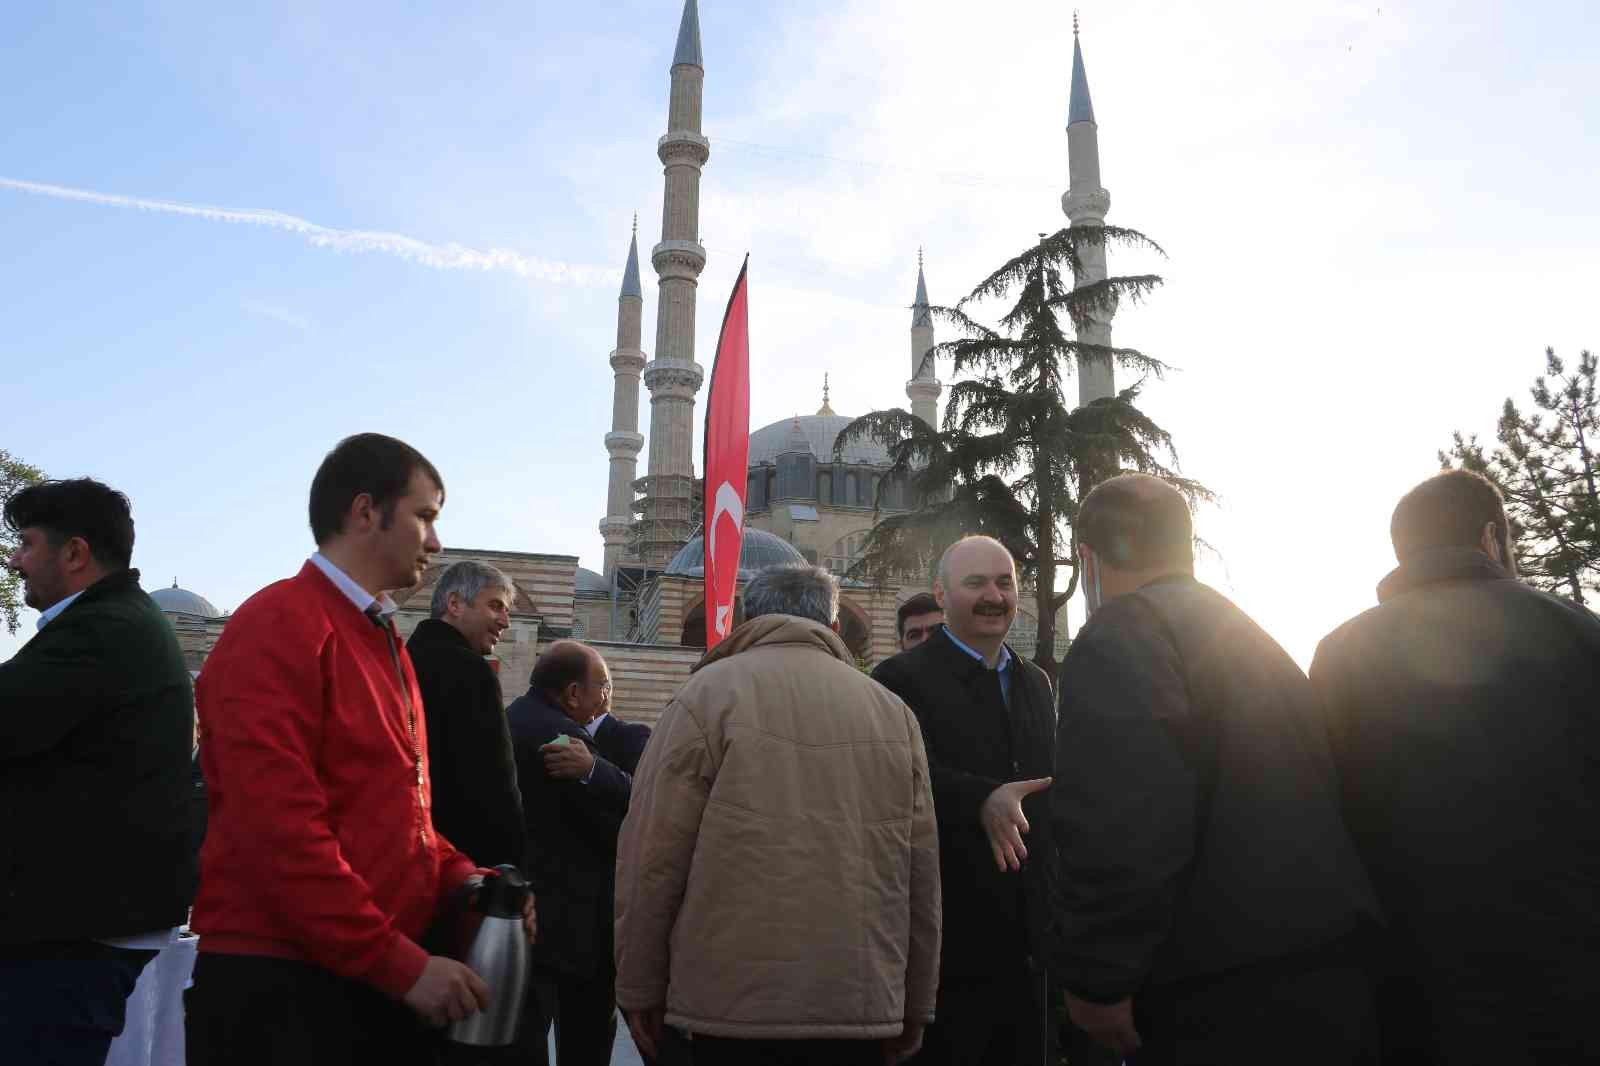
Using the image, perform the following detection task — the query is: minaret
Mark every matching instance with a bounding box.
[635,0,709,569]
[1061,15,1115,406]
[599,219,647,578]
[906,249,941,429]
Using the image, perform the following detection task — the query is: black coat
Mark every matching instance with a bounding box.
[406,619,524,870]
[505,690,632,979]
[0,569,196,945]
[1311,548,1600,1061]
[872,625,1056,977]
[1050,576,1378,1004]
[592,713,651,775]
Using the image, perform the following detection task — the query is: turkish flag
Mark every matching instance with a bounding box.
[703,257,750,649]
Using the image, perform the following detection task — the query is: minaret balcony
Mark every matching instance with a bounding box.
[658,132,711,166]
[906,378,943,397]
[651,240,707,277]
[609,347,647,374]
[643,360,705,398]
[605,431,645,458]
[1062,187,1111,225]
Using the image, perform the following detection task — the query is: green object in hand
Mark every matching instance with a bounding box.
[548,734,572,747]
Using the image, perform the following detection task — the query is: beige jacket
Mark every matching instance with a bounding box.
[614,614,941,1039]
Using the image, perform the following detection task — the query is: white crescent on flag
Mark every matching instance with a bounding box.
[710,480,744,637]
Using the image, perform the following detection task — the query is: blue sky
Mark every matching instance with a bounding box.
[4,0,1597,664]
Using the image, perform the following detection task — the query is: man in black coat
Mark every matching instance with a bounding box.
[1051,474,1380,1065]
[591,709,651,775]
[1311,470,1600,1065]
[872,535,1056,1066]
[406,560,524,871]
[0,479,195,1066]
[506,641,633,1066]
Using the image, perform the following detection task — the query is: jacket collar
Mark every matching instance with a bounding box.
[1376,546,1510,604]
[924,623,1021,686]
[692,614,854,673]
[38,568,142,626]
[409,616,470,650]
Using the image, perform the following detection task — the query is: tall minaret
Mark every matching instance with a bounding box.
[1062,15,1115,407]
[906,250,941,429]
[599,219,647,578]
[636,0,709,569]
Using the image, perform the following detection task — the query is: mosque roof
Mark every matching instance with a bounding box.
[576,566,609,593]
[662,526,806,579]
[150,581,221,619]
[748,414,892,466]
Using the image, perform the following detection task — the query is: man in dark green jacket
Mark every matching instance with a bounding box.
[0,478,195,1066]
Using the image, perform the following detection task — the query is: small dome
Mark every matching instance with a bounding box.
[749,414,891,466]
[150,581,221,619]
[662,527,807,579]
[576,567,609,593]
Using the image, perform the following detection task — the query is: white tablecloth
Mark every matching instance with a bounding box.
[106,934,197,1066]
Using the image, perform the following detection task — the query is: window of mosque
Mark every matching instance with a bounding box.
[845,471,858,505]
[825,531,871,578]
[818,470,832,502]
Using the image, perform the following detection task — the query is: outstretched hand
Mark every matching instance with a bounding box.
[980,776,1052,872]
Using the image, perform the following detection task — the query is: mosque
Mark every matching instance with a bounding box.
[161,1,1116,724]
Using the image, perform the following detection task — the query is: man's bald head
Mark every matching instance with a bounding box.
[1076,473,1193,573]
[936,535,1016,589]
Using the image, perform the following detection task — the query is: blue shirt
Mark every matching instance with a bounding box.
[35,589,84,630]
[941,625,1013,708]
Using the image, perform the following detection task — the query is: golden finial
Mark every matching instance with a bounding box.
[631,212,638,236]
[1073,9,1080,35]
[817,373,837,416]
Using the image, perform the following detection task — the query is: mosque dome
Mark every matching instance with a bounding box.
[662,527,806,579]
[748,414,891,467]
[575,567,609,594]
[150,581,221,619]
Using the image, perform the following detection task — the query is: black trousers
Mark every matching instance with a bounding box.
[185,952,437,1066]
[691,1034,882,1066]
[0,941,156,1066]
[914,968,1049,1066]
[547,968,617,1066]
[1131,957,1378,1066]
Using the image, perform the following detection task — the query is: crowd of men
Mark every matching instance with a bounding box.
[2,430,1596,1066]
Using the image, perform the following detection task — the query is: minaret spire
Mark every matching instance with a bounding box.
[1062,18,1115,406]
[600,220,648,576]
[906,250,941,429]
[817,373,836,417]
[637,0,711,568]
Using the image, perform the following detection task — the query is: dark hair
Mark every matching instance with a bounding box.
[1391,470,1509,562]
[308,434,444,545]
[1076,474,1193,571]
[3,478,135,570]
[531,640,594,699]
[896,592,941,638]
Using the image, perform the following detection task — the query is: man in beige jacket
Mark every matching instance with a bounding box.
[614,563,941,1066]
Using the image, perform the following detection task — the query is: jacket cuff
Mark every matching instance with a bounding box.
[365,932,431,1000]
[614,981,668,1012]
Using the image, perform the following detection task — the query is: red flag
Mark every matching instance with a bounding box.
[703,257,751,649]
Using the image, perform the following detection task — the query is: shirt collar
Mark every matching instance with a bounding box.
[309,552,397,622]
[36,589,86,631]
[941,626,1012,672]
[584,712,609,738]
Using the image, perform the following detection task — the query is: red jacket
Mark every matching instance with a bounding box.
[192,561,479,999]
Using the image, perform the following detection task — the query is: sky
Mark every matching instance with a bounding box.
[3,0,1597,666]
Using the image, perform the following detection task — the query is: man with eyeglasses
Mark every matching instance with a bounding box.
[506,642,634,1066]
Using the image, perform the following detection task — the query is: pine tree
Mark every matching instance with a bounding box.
[1,448,46,635]
[836,226,1210,676]
[1442,347,1600,604]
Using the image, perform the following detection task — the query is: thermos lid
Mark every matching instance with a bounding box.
[477,865,531,919]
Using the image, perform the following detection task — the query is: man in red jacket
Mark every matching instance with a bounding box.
[185,434,534,1066]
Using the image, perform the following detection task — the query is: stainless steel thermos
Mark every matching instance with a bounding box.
[446,865,532,1047]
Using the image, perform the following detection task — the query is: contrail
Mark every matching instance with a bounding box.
[0,176,617,287]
